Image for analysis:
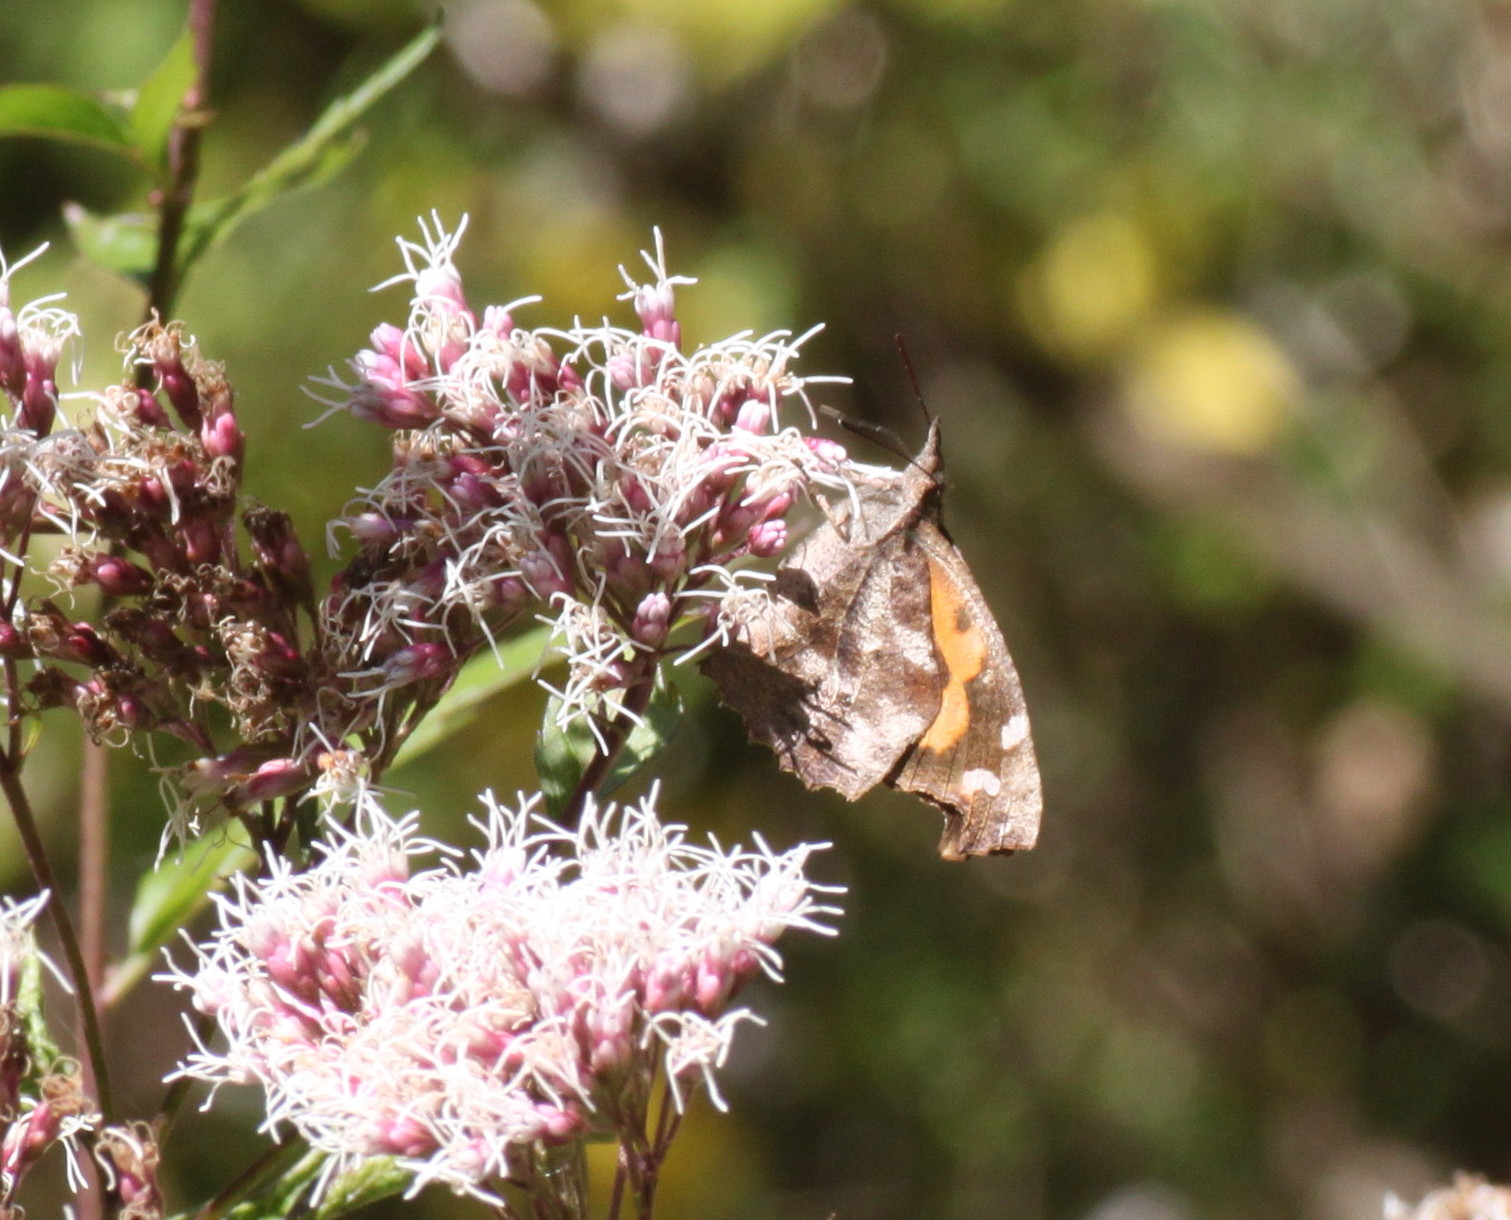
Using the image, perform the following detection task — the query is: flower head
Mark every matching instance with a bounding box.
[165,785,839,1201]
[1386,1177,1511,1220]
[315,217,854,732]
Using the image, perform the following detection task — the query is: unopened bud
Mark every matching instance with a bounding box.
[804,435,848,468]
[202,395,243,463]
[381,642,453,686]
[747,519,787,557]
[246,507,314,607]
[733,396,772,435]
[630,592,673,648]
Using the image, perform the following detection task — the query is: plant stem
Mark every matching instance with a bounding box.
[144,0,217,323]
[0,750,113,1121]
[78,740,107,992]
[76,730,110,1217]
[191,1139,307,1220]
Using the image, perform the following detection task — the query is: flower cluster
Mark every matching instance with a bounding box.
[1387,1177,1511,1220]
[0,224,854,837]
[317,217,852,734]
[166,787,838,1202]
[7,310,329,829]
[0,894,97,1212]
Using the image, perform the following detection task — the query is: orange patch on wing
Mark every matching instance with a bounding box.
[918,555,987,754]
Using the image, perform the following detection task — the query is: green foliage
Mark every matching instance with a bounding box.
[0,84,133,153]
[535,674,685,818]
[1,22,439,289]
[116,828,257,1002]
[129,27,196,181]
[7,1,1511,1218]
[173,24,441,284]
[390,624,554,770]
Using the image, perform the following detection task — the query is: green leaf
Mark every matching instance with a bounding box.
[204,1147,408,1220]
[602,671,684,797]
[111,829,257,1002]
[174,23,442,280]
[390,624,553,770]
[130,27,197,180]
[0,84,133,154]
[62,204,158,283]
[534,672,684,818]
[535,696,601,819]
[17,926,60,1075]
[307,1156,410,1219]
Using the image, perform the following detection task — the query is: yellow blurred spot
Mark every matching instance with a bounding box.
[1018,213,1158,361]
[678,244,797,348]
[514,218,643,325]
[1124,309,1296,455]
[614,0,839,84]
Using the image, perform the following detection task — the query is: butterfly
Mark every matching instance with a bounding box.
[702,421,1042,859]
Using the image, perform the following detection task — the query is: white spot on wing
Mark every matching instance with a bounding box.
[1000,712,1029,751]
[962,768,1002,797]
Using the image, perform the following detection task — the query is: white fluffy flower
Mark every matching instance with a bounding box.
[165,785,839,1201]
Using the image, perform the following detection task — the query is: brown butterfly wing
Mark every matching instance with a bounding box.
[891,518,1042,858]
[701,502,939,799]
[703,421,1042,860]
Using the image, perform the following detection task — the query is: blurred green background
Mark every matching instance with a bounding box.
[6,0,1511,1217]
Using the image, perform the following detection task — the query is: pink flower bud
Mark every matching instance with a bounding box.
[537,1104,588,1142]
[246,507,314,607]
[110,386,172,428]
[182,744,284,789]
[202,402,244,463]
[369,323,429,381]
[733,396,772,434]
[649,537,687,583]
[481,304,516,338]
[349,377,441,430]
[96,1124,163,1215]
[747,519,787,557]
[0,308,21,398]
[633,281,680,347]
[157,360,201,430]
[415,265,471,319]
[0,621,29,659]
[695,958,733,1015]
[180,516,221,565]
[89,555,155,597]
[804,435,848,468]
[343,512,408,545]
[28,610,114,668]
[246,630,305,680]
[631,592,673,648]
[233,756,317,807]
[371,1111,438,1158]
[19,366,56,436]
[520,551,573,600]
[381,642,453,686]
[486,574,532,612]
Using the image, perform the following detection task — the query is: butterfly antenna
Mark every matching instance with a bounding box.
[816,338,937,470]
[894,334,934,428]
